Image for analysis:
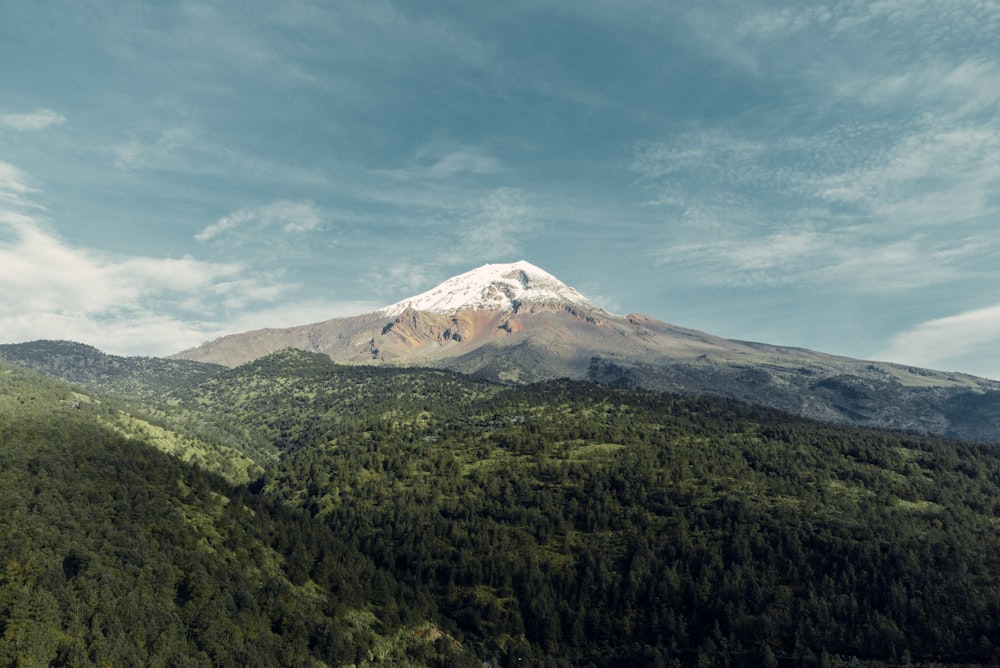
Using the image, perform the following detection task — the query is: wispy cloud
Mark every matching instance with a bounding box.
[376,144,503,181]
[362,187,538,299]
[111,126,196,171]
[818,236,983,292]
[0,108,66,131]
[0,166,345,355]
[653,226,959,292]
[879,304,1000,380]
[661,228,832,288]
[636,70,1000,292]
[196,200,326,242]
[839,58,1000,116]
[454,187,536,260]
[657,214,988,293]
[0,161,39,209]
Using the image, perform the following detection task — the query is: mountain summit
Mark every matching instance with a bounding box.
[172,261,1000,441]
[381,260,600,316]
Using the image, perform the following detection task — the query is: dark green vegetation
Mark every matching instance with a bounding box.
[0,340,222,402]
[0,341,273,483]
[0,362,474,667]
[4,343,1000,666]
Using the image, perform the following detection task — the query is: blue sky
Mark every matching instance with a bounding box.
[2,1,1000,379]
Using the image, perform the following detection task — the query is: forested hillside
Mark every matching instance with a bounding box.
[0,340,223,401]
[0,362,475,667]
[4,347,1000,666]
[0,340,274,483]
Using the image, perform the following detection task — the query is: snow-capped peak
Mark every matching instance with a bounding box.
[380,261,600,316]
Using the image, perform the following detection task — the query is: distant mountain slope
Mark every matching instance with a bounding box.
[171,261,1000,442]
[0,339,223,400]
[0,340,277,481]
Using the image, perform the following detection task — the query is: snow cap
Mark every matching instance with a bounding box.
[381,260,599,315]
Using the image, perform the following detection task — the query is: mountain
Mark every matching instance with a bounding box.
[173,260,607,371]
[172,261,1000,441]
[381,259,599,315]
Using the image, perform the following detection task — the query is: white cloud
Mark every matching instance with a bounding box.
[196,200,325,242]
[0,108,66,131]
[661,228,832,287]
[363,261,439,300]
[0,212,244,348]
[658,215,989,294]
[661,1,1000,247]
[842,58,1000,116]
[0,161,38,207]
[0,175,335,356]
[455,187,535,259]
[879,304,1000,380]
[640,102,1000,289]
[817,237,977,292]
[812,122,1000,229]
[195,209,254,242]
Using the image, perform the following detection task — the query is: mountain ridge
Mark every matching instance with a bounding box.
[168,260,1000,441]
[73,260,1000,441]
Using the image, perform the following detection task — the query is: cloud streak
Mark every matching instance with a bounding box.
[0,161,38,205]
[880,304,1000,380]
[362,187,539,299]
[0,108,66,131]
[376,144,504,181]
[637,103,1000,293]
[196,200,326,242]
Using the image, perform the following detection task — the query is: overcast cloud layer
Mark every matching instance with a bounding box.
[2,1,999,378]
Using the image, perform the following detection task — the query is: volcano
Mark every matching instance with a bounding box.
[172,260,1000,441]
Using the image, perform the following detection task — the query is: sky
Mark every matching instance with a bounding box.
[2,1,1000,379]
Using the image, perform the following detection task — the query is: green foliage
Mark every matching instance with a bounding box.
[6,347,1000,666]
[0,362,473,667]
[0,341,276,483]
[231,364,1000,666]
[0,340,222,400]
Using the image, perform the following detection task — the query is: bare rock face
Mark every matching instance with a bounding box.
[372,309,475,359]
[171,261,1000,441]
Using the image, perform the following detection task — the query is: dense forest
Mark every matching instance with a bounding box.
[4,345,1000,666]
[0,361,474,667]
